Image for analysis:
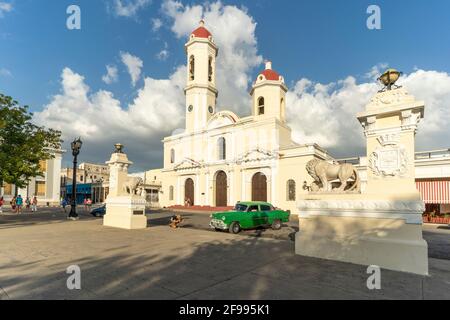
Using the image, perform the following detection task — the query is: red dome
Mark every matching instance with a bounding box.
[259,69,281,81]
[191,26,212,38]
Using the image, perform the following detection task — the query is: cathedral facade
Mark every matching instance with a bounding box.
[146,21,327,213]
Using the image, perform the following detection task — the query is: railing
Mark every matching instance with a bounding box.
[335,157,360,165]
[415,149,450,160]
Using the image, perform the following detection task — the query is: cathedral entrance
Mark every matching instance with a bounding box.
[252,172,267,202]
[185,178,194,206]
[215,171,227,207]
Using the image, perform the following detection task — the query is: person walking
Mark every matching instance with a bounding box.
[16,195,23,214]
[31,196,38,212]
[10,196,16,212]
[83,198,88,212]
[86,198,92,212]
[0,196,4,214]
[25,197,31,211]
[61,198,68,213]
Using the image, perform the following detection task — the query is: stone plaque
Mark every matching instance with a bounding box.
[370,145,408,177]
[378,149,399,172]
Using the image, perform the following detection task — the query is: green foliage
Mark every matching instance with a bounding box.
[0,93,62,193]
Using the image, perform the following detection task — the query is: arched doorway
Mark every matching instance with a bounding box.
[215,171,227,207]
[185,178,194,206]
[252,172,267,202]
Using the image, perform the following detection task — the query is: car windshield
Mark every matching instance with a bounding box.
[234,204,248,212]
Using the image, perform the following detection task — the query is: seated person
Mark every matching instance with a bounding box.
[169,214,183,229]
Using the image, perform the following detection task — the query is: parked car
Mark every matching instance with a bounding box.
[209,201,290,234]
[90,204,106,217]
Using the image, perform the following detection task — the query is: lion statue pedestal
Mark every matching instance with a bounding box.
[103,145,147,230]
[295,82,428,276]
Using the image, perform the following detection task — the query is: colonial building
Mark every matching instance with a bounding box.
[145,21,328,213]
[61,162,110,204]
[1,148,64,206]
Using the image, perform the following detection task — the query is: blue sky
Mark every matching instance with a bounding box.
[1,0,450,170]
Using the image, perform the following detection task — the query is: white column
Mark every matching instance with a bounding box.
[228,170,233,205]
[177,175,182,204]
[196,174,200,205]
[205,172,210,206]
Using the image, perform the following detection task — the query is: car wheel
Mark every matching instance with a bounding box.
[229,222,241,234]
[214,228,222,232]
[271,219,282,230]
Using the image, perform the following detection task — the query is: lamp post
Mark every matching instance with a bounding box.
[69,137,82,220]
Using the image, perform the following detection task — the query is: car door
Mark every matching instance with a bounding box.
[258,204,271,225]
[247,205,260,227]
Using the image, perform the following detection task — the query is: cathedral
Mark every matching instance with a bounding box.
[146,20,328,213]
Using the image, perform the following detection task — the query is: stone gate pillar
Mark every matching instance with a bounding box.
[103,144,147,230]
[295,70,428,275]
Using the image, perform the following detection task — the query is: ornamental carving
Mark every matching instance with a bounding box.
[369,136,408,177]
[367,87,415,109]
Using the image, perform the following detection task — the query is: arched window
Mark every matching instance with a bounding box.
[258,97,265,115]
[170,149,175,164]
[189,55,195,81]
[287,179,296,201]
[169,186,174,201]
[217,137,226,160]
[208,56,213,82]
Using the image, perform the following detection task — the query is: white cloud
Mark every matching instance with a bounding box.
[102,65,119,84]
[365,62,388,81]
[114,0,150,18]
[152,18,163,31]
[120,52,143,87]
[34,67,185,170]
[161,0,263,113]
[0,2,12,17]
[286,69,450,157]
[0,67,12,77]
[156,42,169,61]
[156,49,169,61]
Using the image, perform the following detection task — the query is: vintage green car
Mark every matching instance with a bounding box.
[209,201,290,234]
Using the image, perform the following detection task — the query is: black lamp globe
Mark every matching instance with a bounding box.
[71,137,83,156]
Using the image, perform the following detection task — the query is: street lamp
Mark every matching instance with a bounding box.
[69,137,82,220]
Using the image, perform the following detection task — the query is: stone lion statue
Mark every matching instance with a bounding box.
[306,159,360,192]
[122,177,143,195]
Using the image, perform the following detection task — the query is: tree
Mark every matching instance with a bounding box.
[0,93,62,196]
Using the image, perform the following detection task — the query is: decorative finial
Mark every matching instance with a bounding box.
[265,60,272,70]
[114,143,124,154]
[378,68,403,91]
[199,19,205,27]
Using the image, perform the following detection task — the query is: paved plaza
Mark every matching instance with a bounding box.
[0,207,449,300]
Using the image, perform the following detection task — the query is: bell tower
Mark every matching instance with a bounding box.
[250,61,288,122]
[185,20,219,133]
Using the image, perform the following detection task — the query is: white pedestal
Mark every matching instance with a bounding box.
[103,195,147,230]
[295,199,428,275]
